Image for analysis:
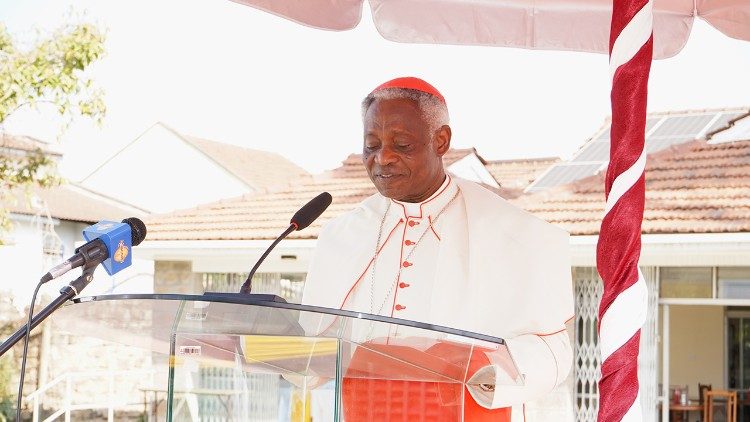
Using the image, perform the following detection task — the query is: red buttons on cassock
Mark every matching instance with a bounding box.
[395,304,406,311]
[408,220,420,227]
[399,282,410,288]
[404,240,414,246]
[402,261,412,268]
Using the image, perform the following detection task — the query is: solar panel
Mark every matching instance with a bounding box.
[645,137,686,154]
[526,110,747,192]
[596,128,611,141]
[529,163,602,190]
[706,113,745,137]
[650,115,715,138]
[572,141,609,162]
[710,115,750,143]
[644,117,662,135]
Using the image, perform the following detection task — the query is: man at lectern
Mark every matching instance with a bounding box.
[302,77,574,421]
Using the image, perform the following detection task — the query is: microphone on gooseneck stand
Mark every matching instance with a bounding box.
[239,192,332,294]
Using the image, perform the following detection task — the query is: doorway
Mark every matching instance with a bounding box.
[727,311,750,421]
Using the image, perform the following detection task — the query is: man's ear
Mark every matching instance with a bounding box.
[435,125,452,156]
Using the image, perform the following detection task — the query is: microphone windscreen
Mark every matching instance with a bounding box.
[290,192,332,231]
[122,217,147,246]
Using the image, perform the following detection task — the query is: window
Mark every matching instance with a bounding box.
[719,267,750,299]
[659,267,713,298]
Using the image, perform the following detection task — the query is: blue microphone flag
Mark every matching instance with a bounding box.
[82,221,132,275]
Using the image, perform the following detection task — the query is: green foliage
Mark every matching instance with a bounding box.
[0,149,61,245]
[0,22,106,125]
[0,21,106,243]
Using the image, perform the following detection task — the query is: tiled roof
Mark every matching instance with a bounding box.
[184,136,310,190]
[145,175,373,241]
[484,157,559,189]
[526,107,749,192]
[514,140,750,235]
[147,139,750,241]
[0,133,62,157]
[5,183,148,223]
[146,149,481,241]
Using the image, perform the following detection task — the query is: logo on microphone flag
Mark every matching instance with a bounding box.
[113,240,129,263]
[83,221,132,275]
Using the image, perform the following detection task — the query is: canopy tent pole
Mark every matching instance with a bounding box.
[597,0,653,420]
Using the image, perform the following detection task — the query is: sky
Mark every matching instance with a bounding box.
[1,0,749,178]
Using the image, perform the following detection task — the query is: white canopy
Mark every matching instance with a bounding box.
[234,0,750,59]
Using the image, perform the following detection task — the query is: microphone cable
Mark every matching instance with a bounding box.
[16,279,44,421]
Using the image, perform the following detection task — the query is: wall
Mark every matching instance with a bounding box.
[0,216,45,307]
[447,153,500,188]
[153,260,203,294]
[667,305,725,392]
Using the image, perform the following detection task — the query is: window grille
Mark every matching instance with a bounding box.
[30,198,63,270]
[573,267,658,422]
[573,267,602,422]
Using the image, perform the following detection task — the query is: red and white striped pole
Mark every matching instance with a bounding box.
[597,0,653,420]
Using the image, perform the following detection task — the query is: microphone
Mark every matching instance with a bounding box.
[239,192,332,294]
[289,192,333,231]
[40,217,147,283]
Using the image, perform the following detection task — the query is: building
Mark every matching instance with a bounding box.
[80,122,311,213]
[18,108,750,420]
[1,134,149,304]
[131,147,566,420]
[139,148,510,296]
[1,133,152,419]
[514,111,750,421]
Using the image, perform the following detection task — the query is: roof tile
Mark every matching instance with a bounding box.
[5,184,148,223]
[184,136,310,190]
[146,149,480,241]
[514,139,750,235]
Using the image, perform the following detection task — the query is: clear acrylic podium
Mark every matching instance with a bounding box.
[48,293,522,421]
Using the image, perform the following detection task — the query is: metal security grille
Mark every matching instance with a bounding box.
[573,266,659,422]
[197,366,281,422]
[31,200,63,270]
[197,272,306,421]
[573,267,602,422]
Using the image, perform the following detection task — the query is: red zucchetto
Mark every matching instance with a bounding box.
[370,77,446,105]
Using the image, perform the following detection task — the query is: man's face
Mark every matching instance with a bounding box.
[363,97,450,202]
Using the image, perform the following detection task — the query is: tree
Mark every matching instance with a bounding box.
[0,21,106,243]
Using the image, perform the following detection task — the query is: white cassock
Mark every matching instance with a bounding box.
[302,175,574,421]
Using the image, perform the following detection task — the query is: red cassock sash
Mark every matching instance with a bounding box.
[342,339,511,421]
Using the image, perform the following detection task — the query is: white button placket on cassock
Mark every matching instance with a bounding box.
[341,176,457,340]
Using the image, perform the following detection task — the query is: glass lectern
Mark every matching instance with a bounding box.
[46,293,522,421]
